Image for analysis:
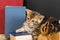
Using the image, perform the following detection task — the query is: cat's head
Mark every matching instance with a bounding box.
[26,9,44,26]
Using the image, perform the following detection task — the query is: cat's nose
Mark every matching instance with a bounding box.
[34,23,37,25]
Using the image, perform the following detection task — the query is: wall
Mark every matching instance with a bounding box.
[24,0,60,19]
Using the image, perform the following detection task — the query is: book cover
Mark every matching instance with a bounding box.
[5,6,26,37]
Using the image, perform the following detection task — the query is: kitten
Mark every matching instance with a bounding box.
[16,9,44,35]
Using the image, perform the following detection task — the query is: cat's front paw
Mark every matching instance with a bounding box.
[16,28,25,33]
[16,29,21,33]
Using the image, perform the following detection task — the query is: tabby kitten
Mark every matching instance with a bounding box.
[16,9,44,35]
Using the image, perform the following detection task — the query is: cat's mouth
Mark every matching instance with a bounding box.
[28,24,38,29]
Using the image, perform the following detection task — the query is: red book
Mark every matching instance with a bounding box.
[0,0,23,34]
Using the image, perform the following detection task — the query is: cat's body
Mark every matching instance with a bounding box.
[16,9,44,35]
[16,21,37,34]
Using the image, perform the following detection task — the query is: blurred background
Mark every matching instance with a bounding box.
[24,0,60,19]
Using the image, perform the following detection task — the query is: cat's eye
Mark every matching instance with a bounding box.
[32,20,34,22]
[35,21,38,23]
[40,18,42,19]
[27,18,29,20]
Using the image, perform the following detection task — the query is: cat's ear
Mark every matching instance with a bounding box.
[39,15,44,20]
[26,9,33,20]
[38,15,45,23]
[26,9,32,15]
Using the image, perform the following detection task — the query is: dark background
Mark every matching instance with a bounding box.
[24,0,60,19]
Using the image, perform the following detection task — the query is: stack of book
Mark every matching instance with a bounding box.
[5,6,33,40]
